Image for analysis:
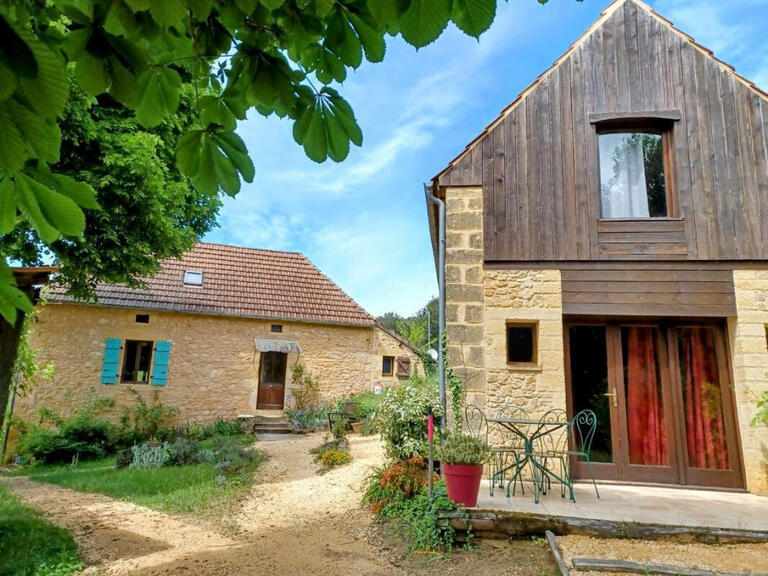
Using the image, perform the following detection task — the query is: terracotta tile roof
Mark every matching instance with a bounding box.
[46,243,375,326]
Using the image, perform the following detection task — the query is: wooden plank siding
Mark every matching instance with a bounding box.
[561,264,736,317]
[436,0,768,263]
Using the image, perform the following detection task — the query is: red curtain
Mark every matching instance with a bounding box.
[679,327,729,470]
[625,327,669,466]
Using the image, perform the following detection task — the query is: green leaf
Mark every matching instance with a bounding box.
[149,0,188,27]
[16,28,69,117]
[75,51,110,95]
[176,129,253,195]
[135,67,182,127]
[452,0,496,38]
[325,10,362,68]
[187,0,214,19]
[199,95,237,131]
[30,166,100,211]
[124,0,150,11]
[258,0,284,10]
[292,88,362,163]
[14,173,61,243]
[347,12,386,63]
[314,0,335,17]
[367,0,408,27]
[399,0,452,48]
[0,60,17,102]
[105,0,142,36]
[0,14,38,79]
[0,176,17,233]
[0,97,61,170]
[14,171,86,239]
[308,45,347,85]
[212,131,255,183]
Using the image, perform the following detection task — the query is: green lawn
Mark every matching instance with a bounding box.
[4,436,265,515]
[0,484,83,576]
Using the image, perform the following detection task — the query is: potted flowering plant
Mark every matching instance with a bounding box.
[437,432,491,507]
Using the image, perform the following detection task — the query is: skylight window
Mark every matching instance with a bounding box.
[183,270,203,286]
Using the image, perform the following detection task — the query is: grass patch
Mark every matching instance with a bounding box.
[0,484,83,576]
[3,436,265,516]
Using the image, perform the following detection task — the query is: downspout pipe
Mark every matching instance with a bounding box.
[425,182,447,436]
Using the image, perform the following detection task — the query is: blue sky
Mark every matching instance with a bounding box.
[205,0,768,317]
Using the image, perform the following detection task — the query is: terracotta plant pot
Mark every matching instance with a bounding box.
[351,421,363,434]
[442,463,484,507]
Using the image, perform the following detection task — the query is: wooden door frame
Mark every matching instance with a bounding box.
[564,316,745,489]
[256,351,287,410]
[564,322,621,482]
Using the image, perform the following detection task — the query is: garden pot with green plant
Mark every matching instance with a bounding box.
[437,433,491,507]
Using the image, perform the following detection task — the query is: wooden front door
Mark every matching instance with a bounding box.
[566,320,743,489]
[257,351,286,410]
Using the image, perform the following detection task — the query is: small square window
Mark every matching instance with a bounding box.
[183,270,203,286]
[382,356,394,377]
[135,314,150,324]
[598,131,668,218]
[507,323,537,365]
[271,324,283,333]
[121,340,154,383]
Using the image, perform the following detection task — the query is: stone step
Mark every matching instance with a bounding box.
[254,427,294,435]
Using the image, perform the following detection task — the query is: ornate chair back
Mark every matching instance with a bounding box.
[464,404,488,443]
[493,405,530,449]
[570,409,597,457]
[532,409,570,456]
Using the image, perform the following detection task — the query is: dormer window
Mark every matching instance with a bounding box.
[598,131,668,218]
[183,270,203,286]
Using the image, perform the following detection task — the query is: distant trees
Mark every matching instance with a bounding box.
[377,297,438,353]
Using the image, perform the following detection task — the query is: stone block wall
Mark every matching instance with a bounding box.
[730,270,768,494]
[13,303,420,428]
[443,186,565,423]
[444,187,486,412]
[484,269,565,418]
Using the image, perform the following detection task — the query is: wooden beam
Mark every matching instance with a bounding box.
[589,110,682,124]
[444,510,768,544]
[545,531,571,576]
[571,557,765,576]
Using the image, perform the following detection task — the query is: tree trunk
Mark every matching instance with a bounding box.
[0,307,29,434]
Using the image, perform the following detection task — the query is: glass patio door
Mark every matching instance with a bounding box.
[615,325,679,483]
[566,321,743,488]
[672,325,743,488]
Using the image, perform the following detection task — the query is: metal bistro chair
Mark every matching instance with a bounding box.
[493,405,530,497]
[465,405,513,497]
[569,409,600,498]
[530,409,573,502]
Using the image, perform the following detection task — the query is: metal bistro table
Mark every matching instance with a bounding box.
[487,414,574,504]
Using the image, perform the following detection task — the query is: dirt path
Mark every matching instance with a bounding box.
[3,433,403,576]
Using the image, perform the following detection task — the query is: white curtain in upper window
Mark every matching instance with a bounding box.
[599,133,649,218]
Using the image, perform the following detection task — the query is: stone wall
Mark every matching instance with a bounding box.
[444,187,486,411]
[443,186,565,420]
[13,303,420,427]
[730,270,768,494]
[484,269,565,418]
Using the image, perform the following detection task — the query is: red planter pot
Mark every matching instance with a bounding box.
[442,463,484,507]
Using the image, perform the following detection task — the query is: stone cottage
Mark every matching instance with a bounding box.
[427,0,768,494]
[15,242,421,422]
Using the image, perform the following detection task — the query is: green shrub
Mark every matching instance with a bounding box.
[376,374,442,459]
[284,406,328,431]
[396,482,458,551]
[752,390,768,426]
[16,425,105,464]
[320,448,351,468]
[212,418,243,436]
[362,455,436,517]
[336,390,382,421]
[290,364,321,412]
[437,432,491,465]
[129,442,171,469]
[331,416,349,440]
[127,388,179,441]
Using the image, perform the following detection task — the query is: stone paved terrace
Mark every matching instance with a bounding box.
[474,480,768,533]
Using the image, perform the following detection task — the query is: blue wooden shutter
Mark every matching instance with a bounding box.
[151,340,171,386]
[101,338,122,384]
